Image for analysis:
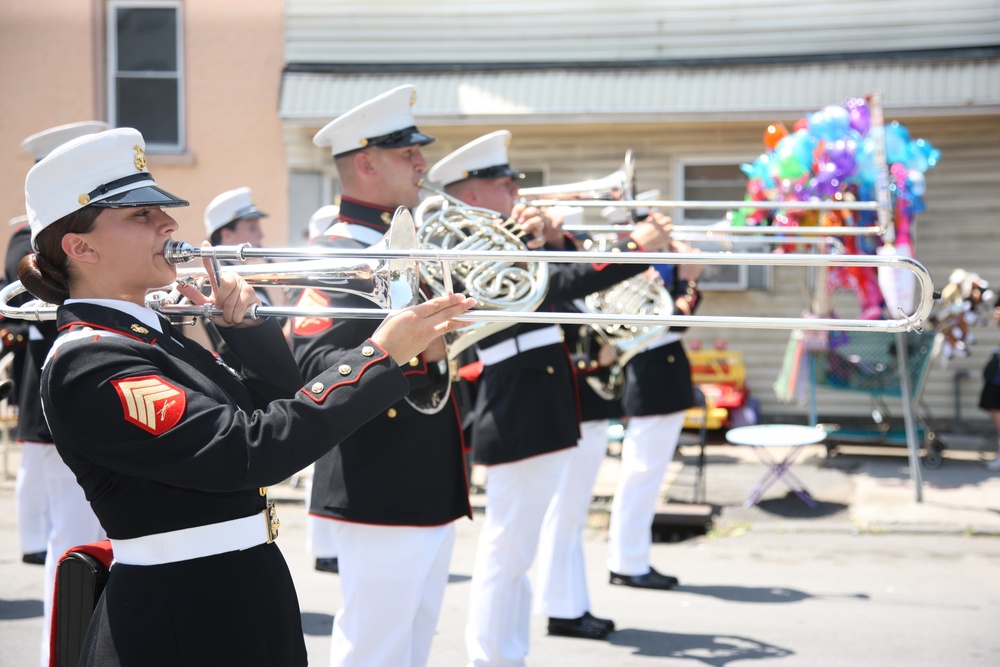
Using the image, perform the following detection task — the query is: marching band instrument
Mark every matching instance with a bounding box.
[2,236,936,335]
[518,150,636,204]
[575,271,676,400]
[414,182,548,357]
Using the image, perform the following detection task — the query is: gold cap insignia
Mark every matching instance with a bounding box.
[133,144,147,171]
[130,324,149,335]
[78,194,91,206]
[380,211,392,224]
[359,138,369,147]
[410,90,417,105]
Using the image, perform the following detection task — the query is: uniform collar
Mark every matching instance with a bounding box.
[57,300,165,340]
[337,196,398,232]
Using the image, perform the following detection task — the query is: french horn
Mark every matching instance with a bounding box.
[414,182,549,358]
[574,270,676,401]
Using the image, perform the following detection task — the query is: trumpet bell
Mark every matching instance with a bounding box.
[519,149,636,203]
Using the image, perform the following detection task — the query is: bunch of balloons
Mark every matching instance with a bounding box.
[733,97,940,244]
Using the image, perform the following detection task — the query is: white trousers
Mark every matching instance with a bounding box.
[16,442,52,554]
[534,421,609,619]
[37,443,106,667]
[466,448,573,667]
[329,522,455,667]
[304,464,338,558]
[606,412,686,576]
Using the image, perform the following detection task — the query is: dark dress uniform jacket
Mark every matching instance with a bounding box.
[471,238,651,466]
[1,225,33,409]
[560,299,625,423]
[42,302,410,667]
[4,225,55,442]
[622,275,700,417]
[291,197,471,527]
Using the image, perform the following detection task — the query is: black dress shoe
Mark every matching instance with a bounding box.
[547,611,615,640]
[21,552,46,566]
[609,566,678,590]
[315,557,339,574]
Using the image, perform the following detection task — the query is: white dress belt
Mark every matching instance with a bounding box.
[110,507,276,566]
[476,325,564,366]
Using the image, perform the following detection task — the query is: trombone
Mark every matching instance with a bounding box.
[0,209,935,334]
[519,153,888,239]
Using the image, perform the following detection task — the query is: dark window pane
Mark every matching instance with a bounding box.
[117,8,177,72]
[116,77,179,146]
[684,164,746,222]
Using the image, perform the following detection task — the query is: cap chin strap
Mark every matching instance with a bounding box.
[84,173,153,204]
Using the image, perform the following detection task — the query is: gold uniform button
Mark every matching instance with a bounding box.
[310,382,324,394]
[577,360,586,370]
[338,365,352,376]
[589,360,599,369]
[610,247,622,253]
[546,366,555,374]
[667,355,675,363]
[386,407,398,418]
[361,345,375,357]
[408,357,420,367]
[626,241,637,250]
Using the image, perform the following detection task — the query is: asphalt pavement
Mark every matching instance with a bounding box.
[2,434,1000,666]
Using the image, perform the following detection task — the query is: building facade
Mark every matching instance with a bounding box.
[2,0,999,430]
[279,0,1000,429]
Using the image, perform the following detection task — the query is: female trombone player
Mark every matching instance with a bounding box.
[18,127,474,667]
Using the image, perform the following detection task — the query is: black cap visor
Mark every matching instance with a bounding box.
[92,184,190,209]
[465,164,524,181]
[336,126,437,158]
[229,204,268,221]
[378,128,436,149]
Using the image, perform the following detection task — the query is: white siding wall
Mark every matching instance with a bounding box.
[286,0,1000,64]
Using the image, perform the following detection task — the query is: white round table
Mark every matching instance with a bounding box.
[725,424,826,508]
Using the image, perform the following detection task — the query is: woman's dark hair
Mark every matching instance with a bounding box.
[18,207,102,305]
[209,217,243,246]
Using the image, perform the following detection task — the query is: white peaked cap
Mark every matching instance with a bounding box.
[312,85,435,158]
[426,130,524,187]
[308,204,340,239]
[24,128,188,246]
[204,186,268,237]
[21,121,111,161]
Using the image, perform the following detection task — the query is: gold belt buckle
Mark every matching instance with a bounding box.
[264,500,280,544]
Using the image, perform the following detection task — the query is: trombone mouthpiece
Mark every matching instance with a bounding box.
[163,240,198,265]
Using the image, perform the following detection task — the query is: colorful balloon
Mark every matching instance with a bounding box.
[843,97,871,135]
[884,121,912,165]
[763,123,789,151]
[808,105,851,141]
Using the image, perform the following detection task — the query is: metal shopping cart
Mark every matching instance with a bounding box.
[809,329,945,468]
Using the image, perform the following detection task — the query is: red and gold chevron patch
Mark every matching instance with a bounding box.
[292,288,333,336]
[112,376,186,435]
